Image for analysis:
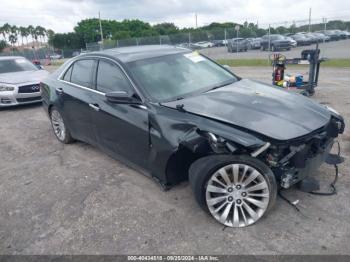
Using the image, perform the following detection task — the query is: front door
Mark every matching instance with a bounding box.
[90,59,150,169]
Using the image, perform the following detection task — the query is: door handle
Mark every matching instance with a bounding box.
[55,87,63,94]
[89,103,100,111]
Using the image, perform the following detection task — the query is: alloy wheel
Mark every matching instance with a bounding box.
[205,163,270,227]
[51,110,66,141]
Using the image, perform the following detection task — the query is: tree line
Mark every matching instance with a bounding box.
[49,18,350,50]
[0,24,54,52]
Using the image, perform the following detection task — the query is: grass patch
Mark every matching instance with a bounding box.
[217,58,350,68]
[50,60,65,66]
[217,59,270,67]
[322,59,350,67]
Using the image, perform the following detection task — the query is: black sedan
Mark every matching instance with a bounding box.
[291,34,312,46]
[260,34,291,51]
[41,45,345,227]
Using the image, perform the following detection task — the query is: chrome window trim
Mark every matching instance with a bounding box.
[60,79,105,96]
[57,55,145,102]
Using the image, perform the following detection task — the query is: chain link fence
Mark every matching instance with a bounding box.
[85,28,251,51]
[0,47,82,64]
[83,18,349,57]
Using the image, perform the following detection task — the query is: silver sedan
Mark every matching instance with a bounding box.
[0,56,49,107]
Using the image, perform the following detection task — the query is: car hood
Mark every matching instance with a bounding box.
[0,70,49,85]
[161,79,331,141]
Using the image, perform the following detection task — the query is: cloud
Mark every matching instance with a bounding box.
[0,0,349,32]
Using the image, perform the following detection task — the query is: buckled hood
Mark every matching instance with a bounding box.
[162,79,331,141]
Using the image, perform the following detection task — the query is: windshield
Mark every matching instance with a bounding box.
[126,52,237,101]
[0,58,38,74]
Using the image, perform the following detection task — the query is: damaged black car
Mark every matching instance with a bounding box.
[41,45,345,228]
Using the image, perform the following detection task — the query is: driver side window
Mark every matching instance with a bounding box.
[96,60,132,94]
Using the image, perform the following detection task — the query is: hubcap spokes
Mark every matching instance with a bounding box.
[206,163,270,227]
[51,111,66,141]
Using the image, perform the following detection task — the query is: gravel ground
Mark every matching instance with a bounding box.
[0,67,349,255]
[201,39,350,60]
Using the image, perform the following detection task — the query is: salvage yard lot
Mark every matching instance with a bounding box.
[0,66,350,254]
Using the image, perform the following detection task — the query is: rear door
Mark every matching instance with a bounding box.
[58,59,97,144]
[90,58,150,169]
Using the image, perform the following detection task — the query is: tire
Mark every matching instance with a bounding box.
[189,154,277,227]
[50,107,74,144]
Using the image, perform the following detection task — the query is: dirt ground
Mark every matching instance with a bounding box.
[0,66,349,255]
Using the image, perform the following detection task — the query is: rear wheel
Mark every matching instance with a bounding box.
[50,107,74,144]
[189,155,277,227]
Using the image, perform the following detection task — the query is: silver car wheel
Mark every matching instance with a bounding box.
[51,110,66,141]
[206,163,270,227]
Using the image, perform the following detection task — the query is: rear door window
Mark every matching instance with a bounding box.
[70,59,94,88]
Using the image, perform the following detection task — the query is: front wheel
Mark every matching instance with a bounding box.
[189,155,277,227]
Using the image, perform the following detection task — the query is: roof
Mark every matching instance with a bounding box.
[87,45,190,63]
[0,56,25,60]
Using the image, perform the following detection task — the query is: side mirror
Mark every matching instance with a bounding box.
[105,91,141,104]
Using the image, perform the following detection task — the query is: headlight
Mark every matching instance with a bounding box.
[0,85,15,92]
[325,105,340,116]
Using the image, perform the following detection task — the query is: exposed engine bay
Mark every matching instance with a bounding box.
[198,115,345,190]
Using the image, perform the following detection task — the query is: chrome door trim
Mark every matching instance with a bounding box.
[57,55,144,102]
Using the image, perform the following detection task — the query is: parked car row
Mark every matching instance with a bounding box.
[230,29,349,52]
[175,29,349,53]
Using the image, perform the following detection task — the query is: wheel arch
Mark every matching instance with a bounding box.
[164,126,266,186]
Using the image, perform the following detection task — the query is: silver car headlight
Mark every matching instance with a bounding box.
[0,85,15,92]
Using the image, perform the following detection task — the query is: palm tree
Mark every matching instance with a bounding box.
[35,26,46,46]
[10,25,19,46]
[9,34,17,49]
[27,25,34,47]
[19,26,28,46]
[0,26,4,41]
[1,23,11,43]
[46,29,55,47]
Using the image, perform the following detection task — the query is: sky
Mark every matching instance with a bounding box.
[1,0,350,33]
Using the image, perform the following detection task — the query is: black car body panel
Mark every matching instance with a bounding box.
[41,45,345,189]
